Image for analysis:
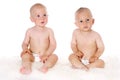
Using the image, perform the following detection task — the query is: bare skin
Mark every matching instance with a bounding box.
[69,7,105,71]
[20,3,58,74]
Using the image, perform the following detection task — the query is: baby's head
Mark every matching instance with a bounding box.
[75,7,93,19]
[30,3,48,27]
[75,7,94,32]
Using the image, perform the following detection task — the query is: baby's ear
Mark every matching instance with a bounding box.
[30,17,34,22]
[74,22,78,26]
[92,19,95,24]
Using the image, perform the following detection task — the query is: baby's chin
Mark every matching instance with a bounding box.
[82,28,91,32]
[82,29,91,32]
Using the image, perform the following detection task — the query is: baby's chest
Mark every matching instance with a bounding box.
[30,31,49,40]
[76,36,96,47]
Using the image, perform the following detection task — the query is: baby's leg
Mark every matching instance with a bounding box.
[20,52,34,74]
[87,59,105,68]
[69,53,88,71]
[39,54,58,73]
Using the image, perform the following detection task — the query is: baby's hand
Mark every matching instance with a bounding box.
[23,49,31,54]
[75,52,83,58]
[20,49,31,57]
[41,55,48,63]
[89,56,98,63]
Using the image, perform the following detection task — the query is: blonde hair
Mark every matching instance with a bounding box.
[75,7,93,18]
[30,3,46,17]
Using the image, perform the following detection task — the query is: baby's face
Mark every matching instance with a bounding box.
[75,12,94,32]
[31,8,48,27]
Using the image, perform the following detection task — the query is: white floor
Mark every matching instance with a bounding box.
[0,56,120,80]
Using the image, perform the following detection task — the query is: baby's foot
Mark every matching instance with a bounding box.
[20,66,31,74]
[39,66,48,73]
[72,65,88,71]
[80,66,89,71]
[72,65,79,69]
[79,64,89,71]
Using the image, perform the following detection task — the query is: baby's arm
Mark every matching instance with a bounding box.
[71,30,83,58]
[20,29,31,57]
[22,29,31,51]
[45,28,56,56]
[94,34,104,58]
[71,30,78,52]
[90,34,104,63]
[71,42,83,57]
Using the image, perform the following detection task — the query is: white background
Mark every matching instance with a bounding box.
[0,0,120,60]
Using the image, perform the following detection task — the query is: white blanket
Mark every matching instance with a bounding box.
[0,56,119,80]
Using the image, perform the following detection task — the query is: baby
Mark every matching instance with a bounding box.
[69,7,105,70]
[20,3,58,74]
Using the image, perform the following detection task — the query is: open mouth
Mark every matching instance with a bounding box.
[41,21,44,24]
[84,26,88,29]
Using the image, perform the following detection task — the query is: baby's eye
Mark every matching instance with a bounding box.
[43,14,47,16]
[86,19,90,22]
[80,20,83,23]
[37,15,40,17]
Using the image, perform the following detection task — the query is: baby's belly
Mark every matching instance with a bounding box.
[82,54,92,60]
[30,46,48,55]
[78,46,96,59]
[81,50,96,60]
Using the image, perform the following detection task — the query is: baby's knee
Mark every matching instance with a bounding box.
[52,54,58,61]
[69,54,76,61]
[21,53,30,59]
[45,54,58,68]
[48,54,58,63]
[21,53,34,62]
[96,59,105,68]
[99,59,105,67]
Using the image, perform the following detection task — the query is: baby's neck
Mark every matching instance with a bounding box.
[35,25,45,30]
[80,29,92,34]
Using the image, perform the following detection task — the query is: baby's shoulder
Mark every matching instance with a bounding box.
[25,27,35,34]
[92,30,100,35]
[73,29,80,33]
[74,28,79,31]
[91,30,101,38]
[45,27,52,30]
[45,27,54,32]
[27,26,34,30]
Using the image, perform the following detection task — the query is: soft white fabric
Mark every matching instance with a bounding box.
[33,53,41,62]
[0,56,120,80]
[81,59,89,65]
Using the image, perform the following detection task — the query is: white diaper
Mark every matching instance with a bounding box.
[81,59,89,65]
[33,53,41,62]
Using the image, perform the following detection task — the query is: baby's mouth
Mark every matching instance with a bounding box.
[41,21,44,24]
[84,26,88,29]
